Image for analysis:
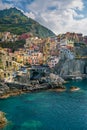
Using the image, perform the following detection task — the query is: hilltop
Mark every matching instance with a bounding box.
[0,7,55,38]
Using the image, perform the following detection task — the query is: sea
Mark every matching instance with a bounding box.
[0,79,87,130]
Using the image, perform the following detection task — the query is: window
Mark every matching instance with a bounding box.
[8,73,10,76]
[4,73,6,77]
[9,62,12,66]
[6,61,8,67]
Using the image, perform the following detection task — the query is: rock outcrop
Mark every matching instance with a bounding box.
[0,72,66,98]
[49,73,65,83]
[70,86,80,91]
[0,82,10,97]
[0,111,7,128]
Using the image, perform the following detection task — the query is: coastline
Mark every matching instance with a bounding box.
[0,81,67,99]
[0,90,25,99]
[0,76,85,99]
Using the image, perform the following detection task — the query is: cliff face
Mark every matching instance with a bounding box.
[54,59,87,77]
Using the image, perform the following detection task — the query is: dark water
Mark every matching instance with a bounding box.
[0,79,87,130]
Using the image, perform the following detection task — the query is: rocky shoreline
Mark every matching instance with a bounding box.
[0,90,24,99]
[0,79,67,99]
[0,72,83,99]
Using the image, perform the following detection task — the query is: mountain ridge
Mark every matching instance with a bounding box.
[0,7,55,38]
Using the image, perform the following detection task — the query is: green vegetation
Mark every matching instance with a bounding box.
[0,40,25,52]
[0,8,55,38]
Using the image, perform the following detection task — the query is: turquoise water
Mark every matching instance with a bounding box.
[0,79,87,130]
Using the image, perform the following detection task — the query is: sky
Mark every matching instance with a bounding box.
[1,0,87,35]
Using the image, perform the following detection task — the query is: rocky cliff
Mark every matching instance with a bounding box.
[54,59,87,78]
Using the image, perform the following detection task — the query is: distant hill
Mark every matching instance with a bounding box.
[0,7,55,38]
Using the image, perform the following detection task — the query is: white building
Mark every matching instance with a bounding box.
[60,38,67,47]
[47,56,59,68]
[60,48,74,60]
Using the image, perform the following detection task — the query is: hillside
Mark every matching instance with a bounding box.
[0,7,55,38]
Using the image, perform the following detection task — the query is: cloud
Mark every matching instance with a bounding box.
[26,0,87,35]
[24,12,35,19]
[0,0,13,10]
[1,0,87,35]
[2,0,34,11]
